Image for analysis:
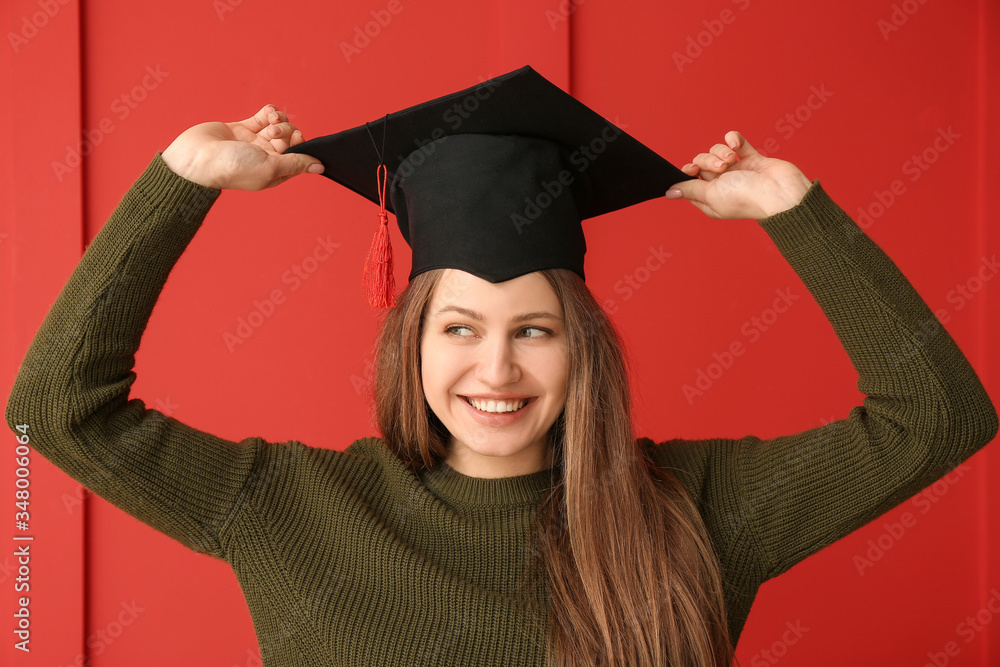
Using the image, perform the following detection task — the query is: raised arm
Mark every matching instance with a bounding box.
[3,106,324,558]
[656,133,998,593]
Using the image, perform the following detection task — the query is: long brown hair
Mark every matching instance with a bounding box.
[373,268,735,667]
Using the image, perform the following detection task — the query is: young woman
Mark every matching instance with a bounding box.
[6,68,998,667]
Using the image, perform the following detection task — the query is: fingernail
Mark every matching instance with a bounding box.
[308,163,325,174]
[665,189,683,199]
[714,160,725,168]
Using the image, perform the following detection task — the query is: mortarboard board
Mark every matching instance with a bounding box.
[285,65,692,307]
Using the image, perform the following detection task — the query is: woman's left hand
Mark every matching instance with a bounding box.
[665,131,812,220]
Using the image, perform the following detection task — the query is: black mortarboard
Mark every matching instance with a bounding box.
[285,65,691,307]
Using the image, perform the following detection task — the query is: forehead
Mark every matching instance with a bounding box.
[428,269,562,314]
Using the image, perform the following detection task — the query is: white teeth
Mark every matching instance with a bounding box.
[466,397,527,413]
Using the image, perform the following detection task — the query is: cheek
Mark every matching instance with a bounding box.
[419,339,461,397]
[546,348,570,394]
[555,363,570,408]
[526,348,569,404]
[419,340,437,395]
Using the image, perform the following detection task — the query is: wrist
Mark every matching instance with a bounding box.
[161,143,222,189]
[760,172,812,218]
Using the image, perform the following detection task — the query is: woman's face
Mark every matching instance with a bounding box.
[420,269,569,479]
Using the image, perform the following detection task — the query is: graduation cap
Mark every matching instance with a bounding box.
[285,65,691,307]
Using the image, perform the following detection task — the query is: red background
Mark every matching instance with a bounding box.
[2,0,998,665]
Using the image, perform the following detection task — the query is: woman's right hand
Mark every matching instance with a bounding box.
[160,104,324,191]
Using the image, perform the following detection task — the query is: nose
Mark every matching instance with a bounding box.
[474,335,521,388]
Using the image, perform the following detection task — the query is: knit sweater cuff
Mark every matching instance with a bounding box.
[132,152,222,226]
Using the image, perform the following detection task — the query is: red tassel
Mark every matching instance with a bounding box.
[363,164,396,308]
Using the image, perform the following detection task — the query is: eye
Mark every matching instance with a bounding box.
[445,325,474,337]
[519,326,550,338]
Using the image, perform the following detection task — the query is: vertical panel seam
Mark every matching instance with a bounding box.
[75,0,90,663]
[975,0,989,665]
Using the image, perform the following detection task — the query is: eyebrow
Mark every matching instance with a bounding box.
[431,305,563,324]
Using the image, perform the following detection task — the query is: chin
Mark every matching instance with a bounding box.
[460,437,532,459]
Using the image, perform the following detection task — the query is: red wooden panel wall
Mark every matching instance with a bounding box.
[1,0,996,665]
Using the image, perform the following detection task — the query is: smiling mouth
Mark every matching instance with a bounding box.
[462,396,531,413]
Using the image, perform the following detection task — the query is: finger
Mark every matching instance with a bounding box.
[703,143,738,174]
[241,104,280,134]
[680,162,700,177]
[710,143,739,166]
[266,153,325,187]
[665,179,721,218]
[265,121,297,141]
[689,152,723,180]
[725,130,760,160]
[289,128,306,147]
[262,121,300,153]
[665,176,708,204]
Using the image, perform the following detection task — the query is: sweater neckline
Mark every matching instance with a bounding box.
[420,460,557,507]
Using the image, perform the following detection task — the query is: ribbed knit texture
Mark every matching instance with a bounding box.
[5,154,998,665]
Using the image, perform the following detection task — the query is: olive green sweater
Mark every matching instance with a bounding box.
[5,154,998,666]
